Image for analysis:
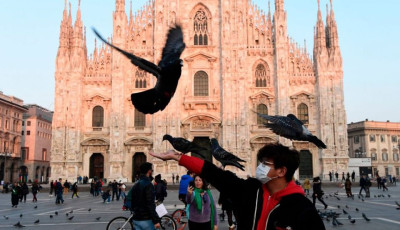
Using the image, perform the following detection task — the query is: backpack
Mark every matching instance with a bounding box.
[123,182,137,210]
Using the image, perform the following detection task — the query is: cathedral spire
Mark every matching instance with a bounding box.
[275,0,284,13]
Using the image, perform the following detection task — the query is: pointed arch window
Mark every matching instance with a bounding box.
[194,71,208,96]
[134,109,145,127]
[194,10,208,45]
[257,104,268,125]
[297,103,309,124]
[255,64,269,87]
[135,69,147,88]
[92,106,104,127]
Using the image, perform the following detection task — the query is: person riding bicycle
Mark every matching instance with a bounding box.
[130,162,161,230]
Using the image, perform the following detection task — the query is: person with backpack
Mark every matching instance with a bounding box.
[178,171,194,207]
[21,182,29,203]
[130,162,160,230]
[154,174,167,203]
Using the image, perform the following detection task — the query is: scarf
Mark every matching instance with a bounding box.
[194,188,215,230]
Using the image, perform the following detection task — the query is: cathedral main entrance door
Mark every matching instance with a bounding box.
[299,150,313,179]
[192,137,212,162]
[90,153,104,179]
[132,152,146,182]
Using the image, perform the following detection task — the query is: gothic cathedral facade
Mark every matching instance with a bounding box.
[51,0,348,182]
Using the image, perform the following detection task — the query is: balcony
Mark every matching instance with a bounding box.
[126,126,152,135]
[84,127,110,136]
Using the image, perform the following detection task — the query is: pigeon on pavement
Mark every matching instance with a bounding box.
[95,217,101,221]
[13,221,25,228]
[34,219,40,224]
[93,26,186,114]
[68,216,74,220]
[362,213,370,221]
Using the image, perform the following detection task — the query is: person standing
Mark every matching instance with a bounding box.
[21,182,29,203]
[347,172,350,180]
[359,175,368,196]
[328,171,332,182]
[31,180,40,202]
[150,143,326,230]
[120,182,127,200]
[312,177,328,209]
[49,180,54,197]
[186,175,218,230]
[112,180,119,201]
[154,174,167,203]
[341,172,345,182]
[344,178,352,197]
[393,175,397,186]
[56,178,64,204]
[90,180,95,197]
[351,171,355,182]
[130,162,161,230]
[218,192,237,230]
[172,173,175,185]
[303,178,311,196]
[335,171,339,182]
[71,182,79,198]
[176,174,180,184]
[377,176,382,189]
[11,182,20,208]
[382,177,388,191]
[63,180,69,195]
[178,171,194,207]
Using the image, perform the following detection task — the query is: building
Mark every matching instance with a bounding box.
[51,0,348,182]
[21,104,53,183]
[348,120,400,178]
[0,91,28,183]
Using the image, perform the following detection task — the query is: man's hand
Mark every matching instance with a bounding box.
[149,150,182,161]
[154,223,161,229]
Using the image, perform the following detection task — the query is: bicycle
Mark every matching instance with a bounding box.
[171,208,188,230]
[106,211,177,230]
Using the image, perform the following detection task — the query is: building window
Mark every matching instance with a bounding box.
[5,120,9,129]
[42,148,47,161]
[193,10,208,45]
[194,71,208,96]
[135,69,147,88]
[370,134,375,142]
[92,106,104,127]
[371,153,377,161]
[382,152,388,161]
[354,136,359,144]
[373,167,378,177]
[392,136,398,143]
[385,167,389,176]
[297,103,309,124]
[396,167,400,176]
[255,64,269,87]
[134,109,145,127]
[22,121,24,126]
[256,104,268,125]
[394,153,399,162]
[27,130,30,135]
[27,121,31,126]
[381,135,385,142]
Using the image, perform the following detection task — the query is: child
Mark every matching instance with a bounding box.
[102,189,111,203]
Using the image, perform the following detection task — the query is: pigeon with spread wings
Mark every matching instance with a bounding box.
[210,138,246,171]
[93,26,185,114]
[255,113,327,149]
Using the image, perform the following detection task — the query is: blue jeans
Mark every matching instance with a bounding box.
[133,220,157,230]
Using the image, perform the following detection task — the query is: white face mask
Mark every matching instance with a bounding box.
[256,163,278,184]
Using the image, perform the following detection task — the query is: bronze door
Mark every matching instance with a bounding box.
[90,153,104,179]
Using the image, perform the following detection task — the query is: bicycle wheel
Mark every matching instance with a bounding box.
[160,215,177,230]
[106,216,133,230]
[171,209,187,230]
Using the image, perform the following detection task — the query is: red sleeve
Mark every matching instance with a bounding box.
[178,155,204,175]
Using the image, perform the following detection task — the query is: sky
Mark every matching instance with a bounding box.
[0,0,399,123]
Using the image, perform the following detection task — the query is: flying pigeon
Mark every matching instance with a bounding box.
[255,113,327,148]
[68,216,74,220]
[162,134,208,158]
[93,25,186,114]
[210,138,246,171]
[34,219,40,224]
[95,217,101,221]
[13,221,25,228]
[362,213,370,221]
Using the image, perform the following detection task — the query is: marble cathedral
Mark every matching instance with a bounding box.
[51,0,348,182]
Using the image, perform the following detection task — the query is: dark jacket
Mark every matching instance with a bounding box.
[131,175,160,224]
[155,180,167,202]
[312,180,324,197]
[182,156,325,230]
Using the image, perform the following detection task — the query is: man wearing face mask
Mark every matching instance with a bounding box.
[150,143,325,230]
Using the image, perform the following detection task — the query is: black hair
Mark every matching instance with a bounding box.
[257,143,300,182]
[139,162,153,175]
[193,175,209,190]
